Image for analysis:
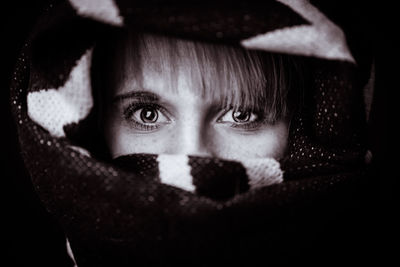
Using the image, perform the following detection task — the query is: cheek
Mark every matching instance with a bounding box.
[105,119,172,158]
[210,123,288,160]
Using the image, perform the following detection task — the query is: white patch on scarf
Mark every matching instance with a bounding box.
[69,145,92,157]
[66,238,78,267]
[241,0,355,63]
[157,154,195,192]
[241,158,283,189]
[27,49,93,138]
[69,0,124,26]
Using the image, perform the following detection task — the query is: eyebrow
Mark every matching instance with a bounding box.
[113,90,160,103]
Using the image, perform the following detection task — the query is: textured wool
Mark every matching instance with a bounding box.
[10,0,373,266]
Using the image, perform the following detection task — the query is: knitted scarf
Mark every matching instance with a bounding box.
[11,0,371,266]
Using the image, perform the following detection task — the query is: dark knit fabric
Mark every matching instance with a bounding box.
[10,0,375,266]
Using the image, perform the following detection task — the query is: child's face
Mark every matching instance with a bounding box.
[104,69,288,161]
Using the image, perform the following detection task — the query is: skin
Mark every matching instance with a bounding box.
[104,64,289,161]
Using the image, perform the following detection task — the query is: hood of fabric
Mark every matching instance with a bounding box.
[11,0,371,266]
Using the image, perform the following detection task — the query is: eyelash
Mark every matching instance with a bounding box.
[230,120,262,130]
[217,109,267,131]
[123,102,168,131]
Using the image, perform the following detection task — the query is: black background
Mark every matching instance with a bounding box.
[2,1,390,266]
[2,1,73,266]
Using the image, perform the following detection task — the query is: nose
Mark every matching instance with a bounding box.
[169,118,212,157]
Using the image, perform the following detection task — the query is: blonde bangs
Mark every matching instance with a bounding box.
[115,32,290,121]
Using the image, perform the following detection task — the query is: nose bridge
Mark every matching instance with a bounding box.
[174,103,211,156]
[178,113,210,156]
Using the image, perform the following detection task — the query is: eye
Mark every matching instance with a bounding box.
[218,108,258,124]
[124,104,171,131]
[139,107,159,123]
[130,106,170,124]
[232,110,251,122]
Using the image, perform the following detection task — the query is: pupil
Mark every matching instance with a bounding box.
[140,108,158,123]
[232,110,250,122]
